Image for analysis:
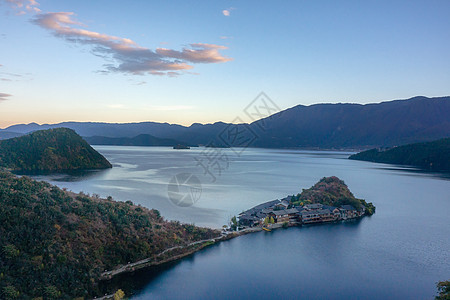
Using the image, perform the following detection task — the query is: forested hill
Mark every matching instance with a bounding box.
[348,138,450,171]
[291,176,375,215]
[0,128,112,172]
[0,170,220,298]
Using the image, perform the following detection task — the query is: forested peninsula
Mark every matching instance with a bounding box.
[0,128,112,172]
[0,170,220,298]
[349,138,450,172]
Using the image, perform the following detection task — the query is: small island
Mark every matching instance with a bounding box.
[349,138,450,172]
[0,128,112,172]
[234,176,375,231]
[173,144,190,149]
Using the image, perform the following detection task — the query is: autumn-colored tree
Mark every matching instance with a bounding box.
[114,289,125,300]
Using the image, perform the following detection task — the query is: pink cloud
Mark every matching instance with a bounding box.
[0,93,12,101]
[4,0,40,14]
[222,7,235,17]
[32,12,232,76]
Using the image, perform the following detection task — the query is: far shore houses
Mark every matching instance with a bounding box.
[238,197,366,228]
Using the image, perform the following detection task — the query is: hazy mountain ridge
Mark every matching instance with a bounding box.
[84,134,195,147]
[2,96,449,149]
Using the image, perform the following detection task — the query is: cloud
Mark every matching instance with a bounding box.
[3,0,41,14]
[156,43,231,63]
[32,12,232,76]
[0,93,12,101]
[222,7,235,17]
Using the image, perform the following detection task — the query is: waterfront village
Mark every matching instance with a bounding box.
[234,196,366,231]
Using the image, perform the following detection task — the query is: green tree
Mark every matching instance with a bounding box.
[3,244,20,258]
[269,217,275,224]
[230,216,237,230]
[435,280,450,300]
[3,286,20,299]
[44,286,61,299]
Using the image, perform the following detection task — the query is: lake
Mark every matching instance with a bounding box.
[31,146,450,299]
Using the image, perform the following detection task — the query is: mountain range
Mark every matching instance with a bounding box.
[2,96,449,149]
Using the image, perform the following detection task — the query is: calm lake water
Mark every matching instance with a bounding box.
[32,146,450,299]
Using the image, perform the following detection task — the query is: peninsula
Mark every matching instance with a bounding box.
[0,170,221,299]
[0,128,112,172]
[349,137,450,172]
[236,176,375,231]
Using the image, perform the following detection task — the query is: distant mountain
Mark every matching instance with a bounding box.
[249,96,450,148]
[349,138,450,171]
[85,134,196,147]
[2,96,449,149]
[0,131,22,140]
[0,128,112,172]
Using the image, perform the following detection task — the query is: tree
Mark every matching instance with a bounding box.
[269,217,275,224]
[230,216,237,230]
[44,286,61,299]
[114,289,125,300]
[263,216,269,226]
[3,286,20,299]
[435,280,450,300]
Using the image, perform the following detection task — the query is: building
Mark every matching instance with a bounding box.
[269,208,299,223]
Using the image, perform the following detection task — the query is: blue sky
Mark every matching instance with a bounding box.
[1,0,449,128]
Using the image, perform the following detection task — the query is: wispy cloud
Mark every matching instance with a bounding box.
[0,93,12,101]
[3,0,40,14]
[0,64,31,82]
[31,12,232,76]
[222,7,235,17]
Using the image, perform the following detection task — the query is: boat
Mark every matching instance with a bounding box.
[262,226,271,232]
[173,144,190,149]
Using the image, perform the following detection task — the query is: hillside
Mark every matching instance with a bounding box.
[291,176,375,215]
[2,96,450,148]
[0,128,112,172]
[0,131,22,140]
[0,170,220,298]
[348,138,450,171]
[250,96,450,148]
[84,134,196,147]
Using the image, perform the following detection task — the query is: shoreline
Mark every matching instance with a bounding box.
[98,217,363,283]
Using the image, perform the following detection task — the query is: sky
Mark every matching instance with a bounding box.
[0,0,449,128]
